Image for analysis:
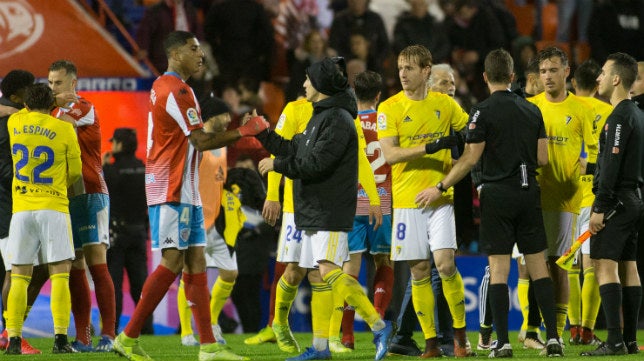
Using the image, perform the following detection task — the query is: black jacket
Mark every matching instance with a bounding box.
[103,152,148,226]
[257,89,358,231]
[0,97,20,238]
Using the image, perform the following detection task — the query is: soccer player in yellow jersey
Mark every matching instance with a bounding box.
[566,60,613,347]
[527,47,598,338]
[5,84,81,354]
[377,44,472,358]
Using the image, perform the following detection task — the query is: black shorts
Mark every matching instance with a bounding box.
[479,181,547,256]
[590,191,643,262]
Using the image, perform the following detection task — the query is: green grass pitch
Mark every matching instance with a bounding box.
[15,330,644,360]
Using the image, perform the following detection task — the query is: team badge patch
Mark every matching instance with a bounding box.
[180,227,191,241]
[187,108,199,125]
[276,113,286,130]
[377,113,387,130]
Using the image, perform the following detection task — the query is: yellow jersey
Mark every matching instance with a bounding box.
[577,96,613,208]
[528,92,598,213]
[267,99,312,213]
[377,91,468,208]
[8,109,82,213]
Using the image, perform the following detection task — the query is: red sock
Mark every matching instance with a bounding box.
[70,268,92,344]
[373,265,394,318]
[341,274,359,344]
[124,265,177,339]
[89,264,116,338]
[268,262,287,326]
[183,272,215,344]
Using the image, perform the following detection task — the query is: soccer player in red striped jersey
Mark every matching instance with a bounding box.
[49,60,116,352]
[113,30,268,361]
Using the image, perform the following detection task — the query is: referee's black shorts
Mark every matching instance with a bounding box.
[479,180,547,256]
[590,190,644,262]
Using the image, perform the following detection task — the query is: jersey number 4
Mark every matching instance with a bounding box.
[12,143,54,185]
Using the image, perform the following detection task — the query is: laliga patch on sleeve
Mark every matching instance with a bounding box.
[186,108,200,125]
[377,113,387,130]
[276,113,286,130]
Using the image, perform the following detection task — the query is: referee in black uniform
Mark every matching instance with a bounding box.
[582,52,644,356]
[416,49,562,358]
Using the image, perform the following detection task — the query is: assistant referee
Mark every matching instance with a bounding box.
[415,48,562,357]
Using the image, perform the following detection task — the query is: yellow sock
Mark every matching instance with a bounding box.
[273,276,298,326]
[210,277,235,325]
[50,273,71,335]
[328,285,344,339]
[581,267,600,330]
[567,267,581,326]
[6,274,30,338]
[441,271,466,329]
[323,269,381,328]
[311,282,333,340]
[517,278,530,330]
[412,276,436,339]
[556,303,568,337]
[177,279,194,337]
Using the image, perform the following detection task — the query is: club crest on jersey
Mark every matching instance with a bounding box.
[377,113,387,130]
[186,108,199,125]
[180,227,191,241]
[565,115,572,125]
[435,110,441,119]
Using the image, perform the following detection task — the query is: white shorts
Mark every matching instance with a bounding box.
[0,237,39,271]
[543,210,577,257]
[299,231,349,269]
[390,205,456,261]
[204,228,237,271]
[276,212,302,263]
[577,207,591,255]
[7,210,75,266]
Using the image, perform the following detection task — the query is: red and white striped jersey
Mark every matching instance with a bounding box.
[145,73,203,206]
[54,96,108,195]
[356,109,392,216]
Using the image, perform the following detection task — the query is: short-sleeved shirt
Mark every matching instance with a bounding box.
[145,72,204,206]
[355,109,391,215]
[267,99,312,213]
[54,97,108,195]
[377,91,468,208]
[576,96,613,208]
[8,109,81,213]
[467,90,546,182]
[528,92,597,213]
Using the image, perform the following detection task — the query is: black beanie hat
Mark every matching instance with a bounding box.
[200,95,230,120]
[306,57,349,96]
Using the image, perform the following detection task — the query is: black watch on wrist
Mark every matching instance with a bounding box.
[436,181,448,193]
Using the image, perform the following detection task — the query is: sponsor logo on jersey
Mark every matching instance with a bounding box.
[565,115,572,125]
[187,108,199,125]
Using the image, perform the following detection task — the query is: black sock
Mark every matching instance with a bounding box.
[599,283,623,346]
[622,286,641,343]
[489,283,509,345]
[527,279,542,329]
[532,277,558,340]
